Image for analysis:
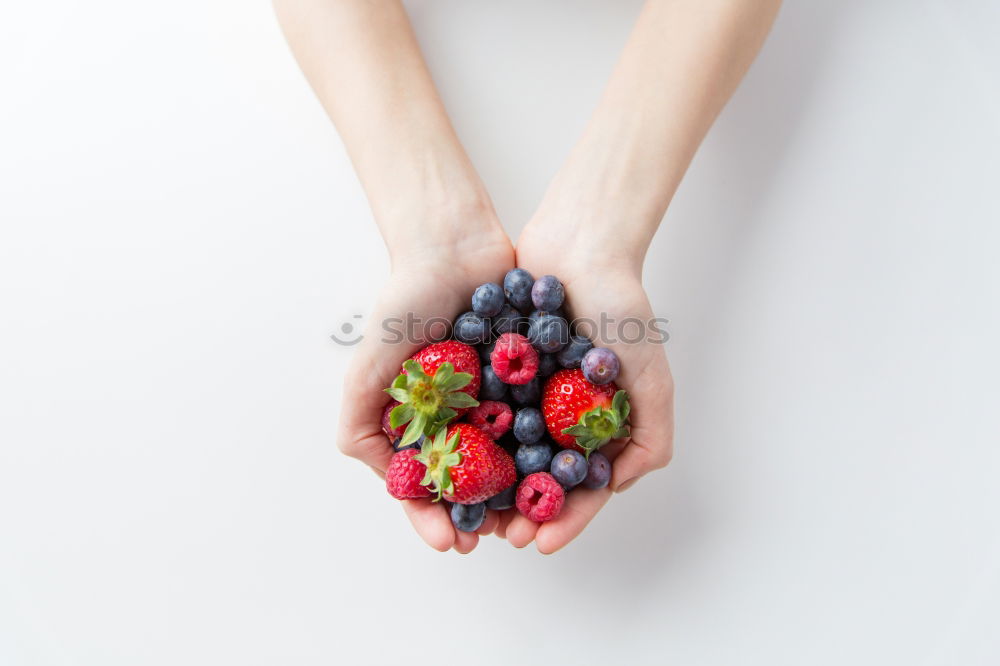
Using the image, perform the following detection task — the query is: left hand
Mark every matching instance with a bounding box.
[496,214,675,553]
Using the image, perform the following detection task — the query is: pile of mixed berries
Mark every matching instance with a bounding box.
[382,269,630,533]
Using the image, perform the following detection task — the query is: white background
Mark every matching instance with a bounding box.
[2,1,998,664]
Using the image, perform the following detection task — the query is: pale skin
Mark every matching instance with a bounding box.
[274,0,782,553]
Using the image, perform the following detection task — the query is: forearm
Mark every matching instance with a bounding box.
[273,0,495,258]
[537,0,782,265]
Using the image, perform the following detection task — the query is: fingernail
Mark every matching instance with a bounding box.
[615,477,639,493]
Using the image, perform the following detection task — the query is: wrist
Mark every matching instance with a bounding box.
[523,178,660,280]
[380,194,511,272]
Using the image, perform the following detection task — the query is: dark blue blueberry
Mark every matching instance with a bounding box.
[582,451,612,489]
[536,353,559,378]
[531,275,565,312]
[491,304,526,335]
[477,340,496,364]
[529,307,565,322]
[392,435,424,452]
[556,334,594,369]
[510,376,541,406]
[450,502,487,532]
[581,347,620,385]
[550,449,588,488]
[515,443,554,476]
[480,365,508,401]
[472,282,505,317]
[503,268,534,311]
[486,484,517,510]
[527,313,569,354]
[513,406,545,444]
[453,311,490,345]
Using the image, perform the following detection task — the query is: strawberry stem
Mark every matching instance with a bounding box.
[413,428,463,501]
[384,361,478,446]
[561,390,631,457]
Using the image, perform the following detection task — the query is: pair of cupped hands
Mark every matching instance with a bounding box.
[337,201,674,554]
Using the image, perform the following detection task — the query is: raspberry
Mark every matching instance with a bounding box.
[381,401,405,440]
[386,449,431,500]
[515,472,565,522]
[490,333,539,385]
[466,400,513,440]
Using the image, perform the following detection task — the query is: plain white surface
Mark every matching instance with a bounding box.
[2,1,999,664]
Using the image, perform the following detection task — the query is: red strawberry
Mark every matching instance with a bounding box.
[542,368,630,456]
[466,400,513,439]
[414,423,516,505]
[385,449,432,500]
[385,341,482,447]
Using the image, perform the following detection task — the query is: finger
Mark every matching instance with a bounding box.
[534,486,613,554]
[610,426,673,493]
[494,509,515,540]
[401,499,455,552]
[452,529,479,554]
[609,365,675,491]
[342,431,395,475]
[336,323,417,473]
[505,513,539,548]
[476,510,500,536]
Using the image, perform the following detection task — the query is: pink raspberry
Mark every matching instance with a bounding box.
[381,401,405,439]
[385,449,432,500]
[465,400,513,440]
[516,472,565,522]
[490,333,539,385]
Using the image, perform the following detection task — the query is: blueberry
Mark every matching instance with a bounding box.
[531,275,565,312]
[515,443,553,476]
[453,311,490,345]
[513,407,545,444]
[556,334,593,369]
[392,435,424,452]
[450,502,487,532]
[536,353,559,378]
[480,365,508,401]
[486,484,517,510]
[477,340,496,364]
[581,347,620,385]
[529,307,565,322]
[491,304,526,335]
[503,268,534,311]
[472,282,505,317]
[582,451,611,489]
[550,449,588,488]
[527,313,569,354]
[510,376,541,405]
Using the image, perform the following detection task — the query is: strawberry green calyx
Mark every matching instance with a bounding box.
[413,427,463,501]
[561,390,631,458]
[384,360,479,447]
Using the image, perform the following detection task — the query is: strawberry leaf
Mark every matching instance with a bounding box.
[444,392,479,409]
[400,411,428,447]
[435,370,472,394]
[385,386,410,403]
[401,359,429,382]
[389,403,415,429]
[431,362,454,386]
